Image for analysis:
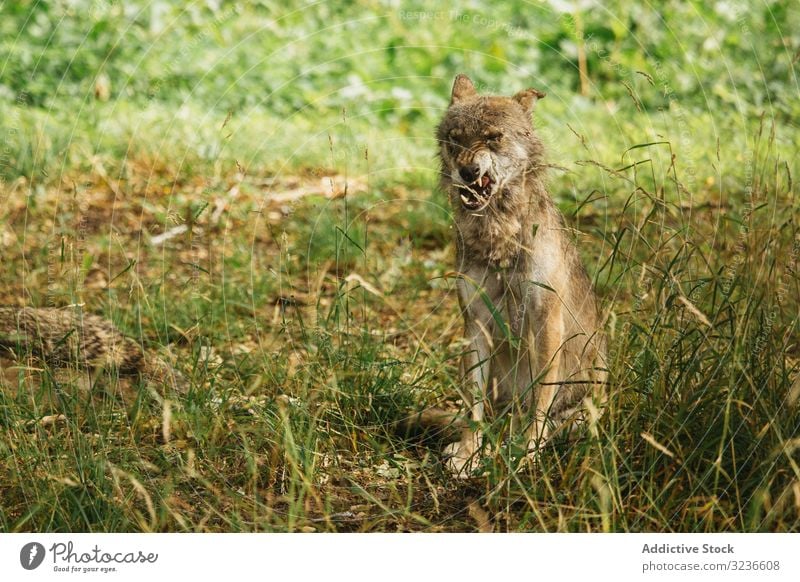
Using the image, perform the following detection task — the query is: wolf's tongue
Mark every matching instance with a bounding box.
[479,175,490,188]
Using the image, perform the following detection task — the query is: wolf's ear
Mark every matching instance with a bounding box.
[512,88,546,114]
[451,74,477,104]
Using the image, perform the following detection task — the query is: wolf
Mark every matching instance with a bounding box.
[436,74,607,475]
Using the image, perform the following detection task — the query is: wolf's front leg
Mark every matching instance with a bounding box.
[444,325,489,476]
[445,276,494,477]
[507,277,564,459]
[525,299,563,457]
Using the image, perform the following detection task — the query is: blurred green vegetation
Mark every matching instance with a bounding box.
[1,0,798,186]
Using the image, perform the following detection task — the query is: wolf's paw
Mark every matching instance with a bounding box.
[442,436,480,478]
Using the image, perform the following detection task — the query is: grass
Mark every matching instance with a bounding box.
[1,0,799,532]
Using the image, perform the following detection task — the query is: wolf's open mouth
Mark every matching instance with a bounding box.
[459,174,494,210]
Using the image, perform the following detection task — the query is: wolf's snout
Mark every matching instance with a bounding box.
[458,163,480,183]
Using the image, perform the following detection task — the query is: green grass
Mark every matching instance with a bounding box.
[0,0,799,532]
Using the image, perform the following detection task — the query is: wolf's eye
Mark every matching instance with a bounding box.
[483,131,503,143]
[448,129,464,142]
[445,130,465,151]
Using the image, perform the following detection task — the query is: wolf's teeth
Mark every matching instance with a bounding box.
[460,194,471,204]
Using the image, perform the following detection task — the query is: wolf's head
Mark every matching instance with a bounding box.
[437,74,545,212]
